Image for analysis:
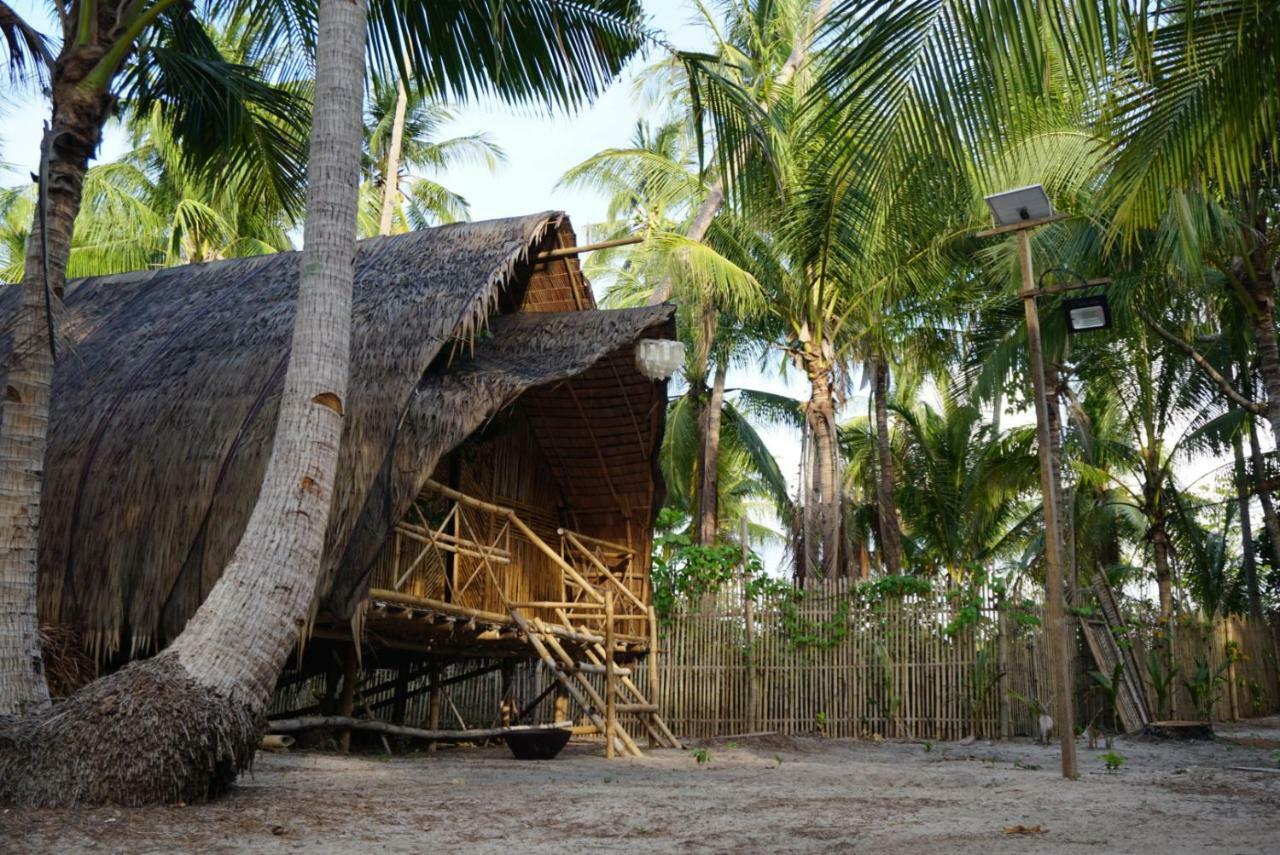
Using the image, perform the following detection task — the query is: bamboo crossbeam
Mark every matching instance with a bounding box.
[558,528,635,556]
[563,530,649,615]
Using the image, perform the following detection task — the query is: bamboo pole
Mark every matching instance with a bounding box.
[338,641,358,753]
[606,591,617,759]
[1016,227,1078,779]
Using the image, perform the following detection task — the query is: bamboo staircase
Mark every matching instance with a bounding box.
[509,599,680,757]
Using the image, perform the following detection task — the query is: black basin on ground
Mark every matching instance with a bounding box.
[504,728,572,760]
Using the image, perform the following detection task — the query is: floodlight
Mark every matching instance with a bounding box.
[635,339,685,380]
[984,184,1054,227]
[1063,295,1111,333]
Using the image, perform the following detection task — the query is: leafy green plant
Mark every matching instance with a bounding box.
[1182,657,1232,722]
[1145,649,1179,720]
[1102,751,1125,771]
[1088,661,1125,733]
[690,747,712,765]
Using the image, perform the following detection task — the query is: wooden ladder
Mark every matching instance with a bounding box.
[1082,575,1152,732]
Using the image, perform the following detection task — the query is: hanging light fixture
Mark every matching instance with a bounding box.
[635,339,685,380]
[1063,294,1111,333]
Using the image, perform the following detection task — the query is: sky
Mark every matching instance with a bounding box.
[0,1,1250,580]
[0,0,810,571]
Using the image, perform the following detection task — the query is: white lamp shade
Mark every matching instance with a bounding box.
[635,339,685,380]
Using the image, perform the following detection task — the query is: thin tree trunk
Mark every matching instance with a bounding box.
[871,359,903,575]
[0,42,116,716]
[0,0,368,807]
[377,76,409,236]
[1045,365,1072,596]
[1246,403,1280,574]
[647,0,833,306]
[1232,425,1262,620]
[695,361,728,545]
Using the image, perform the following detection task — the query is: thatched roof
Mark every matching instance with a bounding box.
[0,213,674,660]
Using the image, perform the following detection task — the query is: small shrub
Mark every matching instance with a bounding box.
[691,747,712,765]
[1102,751,1125,771]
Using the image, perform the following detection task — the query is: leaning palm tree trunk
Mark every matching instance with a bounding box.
[0,0,367,807]
[378,75,409,236]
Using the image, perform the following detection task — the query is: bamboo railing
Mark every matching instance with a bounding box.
[366,479,649,644]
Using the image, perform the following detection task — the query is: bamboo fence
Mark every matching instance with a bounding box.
[652,579,1280,740]
[270,580,1280,744]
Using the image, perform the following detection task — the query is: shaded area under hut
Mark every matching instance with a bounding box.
[0,211,677,755]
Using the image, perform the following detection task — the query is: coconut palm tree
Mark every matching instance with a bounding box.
[359,82,504,236]
[562,117,770,544]
[0,0,310,720]
[1,0,646,808]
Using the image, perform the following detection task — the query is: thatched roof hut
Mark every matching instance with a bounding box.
[0,212,673,662]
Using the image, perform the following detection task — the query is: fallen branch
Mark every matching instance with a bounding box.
[265,717,573,741]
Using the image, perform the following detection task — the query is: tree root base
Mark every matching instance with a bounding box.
[0,654,259,807]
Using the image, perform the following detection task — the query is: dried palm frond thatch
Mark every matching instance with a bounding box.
[0,212,674,663]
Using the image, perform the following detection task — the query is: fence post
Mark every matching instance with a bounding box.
[998,599,1011,739]
[741,518,758,733]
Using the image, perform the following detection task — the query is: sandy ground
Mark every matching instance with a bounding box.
[4,718,1280,854]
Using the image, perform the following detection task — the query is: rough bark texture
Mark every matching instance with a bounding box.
[695,361,727,545]
[804,356,841,578]
[0,0,368,806]
[166,0,365,704]
[0,653,257,807]
[0,30,116,716]
[871,359,903,575]
[1248,275,1280,445]
[1151,524,1174,624]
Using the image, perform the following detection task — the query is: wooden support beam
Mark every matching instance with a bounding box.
[534,235,643,260]
[606,591,617,759]
[268,718,573,740]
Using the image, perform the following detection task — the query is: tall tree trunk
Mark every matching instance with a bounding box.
[695,361,727,545]
[1246,401,1280,577]
[377,76,409,236]
[0,0,368,807]
[1232,424,1262,619]
[805,358,841,578]
[0,33,117,716]
[871,359,902,575]
[1045,365,1072,596]
[1151,522,1174,625]
[647,0,832,305]
[1247,274,1280,444]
